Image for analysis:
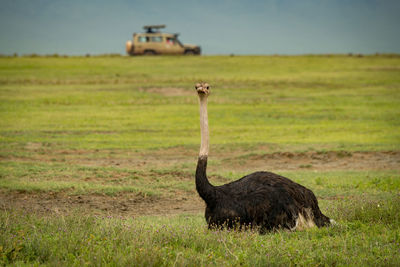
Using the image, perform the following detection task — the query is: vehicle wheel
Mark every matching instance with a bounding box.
[184,50,195,55]
[125,41,134,55]
[143,50,156,56]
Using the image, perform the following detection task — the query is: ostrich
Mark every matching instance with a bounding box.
[194,82,331,232]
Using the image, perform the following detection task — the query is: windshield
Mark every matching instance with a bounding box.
[175,37,183,47]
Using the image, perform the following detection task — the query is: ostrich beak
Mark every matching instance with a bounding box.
[195,82,210,95]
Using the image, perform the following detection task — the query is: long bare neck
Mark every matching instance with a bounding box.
[196,95,215,204]
[199,96,209,157]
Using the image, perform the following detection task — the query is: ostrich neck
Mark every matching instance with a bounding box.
[196,95,215,204]
[199,96,209,157]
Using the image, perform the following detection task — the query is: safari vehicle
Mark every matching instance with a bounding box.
[125,25,201,56]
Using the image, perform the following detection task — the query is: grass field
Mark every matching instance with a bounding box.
[0,55,400,266]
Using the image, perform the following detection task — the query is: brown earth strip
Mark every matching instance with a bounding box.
[0,190,205,218]
[3,147,399,171]
[1,149,399,217]
[223,151,400,172]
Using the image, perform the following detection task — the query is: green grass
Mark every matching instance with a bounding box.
[1,55,399,151]
[0,55,400,265]
[1,197,399,266]
[0,160,195,196]
[1,159,399,197]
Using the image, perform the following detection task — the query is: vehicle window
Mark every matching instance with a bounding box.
[166,37,176,45]
[175,38,183,46]
[150,36,163,42]
[138,36,148,43]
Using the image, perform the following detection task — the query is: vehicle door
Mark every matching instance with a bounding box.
[149,36,164,53]
[135,35,149,54]
[164,36,184,54]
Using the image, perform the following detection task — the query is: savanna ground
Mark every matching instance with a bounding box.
[0,55,399,266]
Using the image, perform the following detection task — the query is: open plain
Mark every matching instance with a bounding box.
[0,55,399,265]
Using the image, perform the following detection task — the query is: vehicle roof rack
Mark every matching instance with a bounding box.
[143,25,166,33]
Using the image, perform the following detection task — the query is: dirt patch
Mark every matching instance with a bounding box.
[0,190,205,218]
[7,147,399,172]
[140,87,193,97]
[365,66,400,72]
[1,148,399,218]
[25,142,43,150]
[222,151,400,172]
[58,150,400,172]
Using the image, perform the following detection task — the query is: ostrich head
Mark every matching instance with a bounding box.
[195,82,210,97]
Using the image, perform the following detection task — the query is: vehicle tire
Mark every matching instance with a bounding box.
[125,41,134,55]
[184,50,195,55]
[143,50,156,56]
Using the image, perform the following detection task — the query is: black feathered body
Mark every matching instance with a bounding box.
[196,156,330,232]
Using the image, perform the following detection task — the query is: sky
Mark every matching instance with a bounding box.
[0,0,399,55]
